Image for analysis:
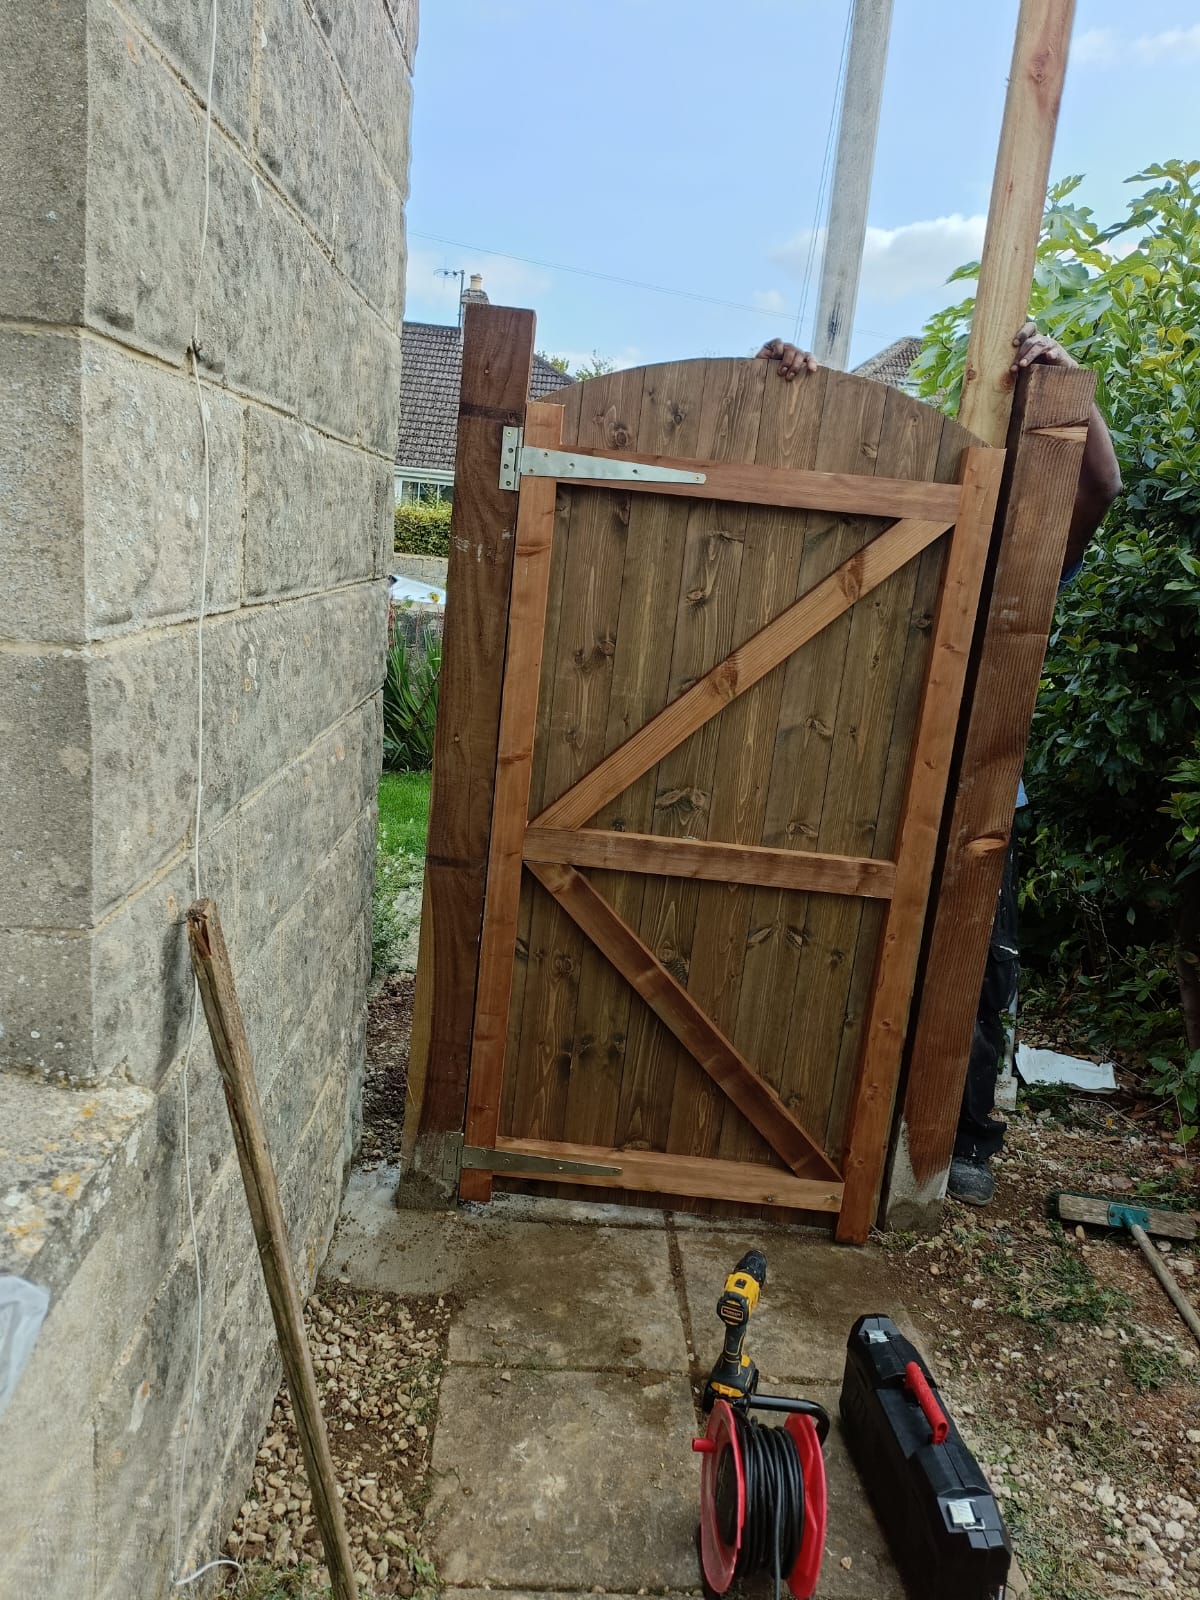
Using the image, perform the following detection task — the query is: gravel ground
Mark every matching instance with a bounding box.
[360,975,413,1170]
[224,1289,450,1599]
[882,1095,1200,1599]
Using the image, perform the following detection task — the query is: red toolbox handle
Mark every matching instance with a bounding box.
[904,1361,949,1444]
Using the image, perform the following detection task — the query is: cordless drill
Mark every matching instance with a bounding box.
[702,1249,767,1411]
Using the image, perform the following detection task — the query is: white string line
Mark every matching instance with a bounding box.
[793,0,855,345]
[171,0,237,1588]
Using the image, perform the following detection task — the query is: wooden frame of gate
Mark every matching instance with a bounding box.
[401,0,1084,1240]
[446,369,1002,1245]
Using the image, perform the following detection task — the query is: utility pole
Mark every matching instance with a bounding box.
[812,0,893,369]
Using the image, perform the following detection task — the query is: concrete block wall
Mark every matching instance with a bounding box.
[0,2,414,1593]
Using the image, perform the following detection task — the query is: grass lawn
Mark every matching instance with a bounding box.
[373,771,430,974]
[378,770,431,860]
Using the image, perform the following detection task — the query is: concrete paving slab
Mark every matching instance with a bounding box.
[675,1230,909,1385]
[449,1220,688,1372]
[325,1170,687,1371]
[427,1367,701,1591]
[322,1166,473,1295]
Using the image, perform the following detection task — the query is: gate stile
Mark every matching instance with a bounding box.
[448,353,1002,1243]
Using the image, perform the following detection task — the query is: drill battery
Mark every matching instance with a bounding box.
[839,1315,1011,1600]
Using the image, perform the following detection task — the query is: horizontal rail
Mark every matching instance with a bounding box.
[541,444,964,520]
[490,1137,845,1212]
[524,827,897,899]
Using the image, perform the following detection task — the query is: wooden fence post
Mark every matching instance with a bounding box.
[957,0,1076,449]
[401,303,535,1203]
[883,361,1093,1229]
[878,0,1077,1230]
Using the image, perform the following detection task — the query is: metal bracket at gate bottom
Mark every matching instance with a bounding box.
[460,1140,622,1179]
[499,426,706,492]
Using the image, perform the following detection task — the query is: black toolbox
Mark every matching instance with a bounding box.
[840,1314,1011,1600]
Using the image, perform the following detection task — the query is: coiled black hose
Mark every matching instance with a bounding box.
[718,1413,807,1600]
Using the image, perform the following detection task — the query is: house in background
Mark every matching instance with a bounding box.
[394,276,572,504]
[851,334,922,388]
[394,296,921,505]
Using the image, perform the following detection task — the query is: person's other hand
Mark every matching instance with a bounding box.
[756,339,818,380]
[1012,322,1078,373]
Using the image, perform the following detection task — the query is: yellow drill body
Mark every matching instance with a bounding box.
[703,1250,767,1410]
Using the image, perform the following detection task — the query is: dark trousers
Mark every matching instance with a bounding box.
[954,839,1019,1162]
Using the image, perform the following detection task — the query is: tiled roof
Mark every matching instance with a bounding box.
[852,336,922,389]
[396,321,573,472]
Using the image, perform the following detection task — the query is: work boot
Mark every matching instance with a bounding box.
[948,1156,995,1207]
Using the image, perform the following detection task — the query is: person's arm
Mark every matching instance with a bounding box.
[1012,322,1122,572]
[755,338,818,380]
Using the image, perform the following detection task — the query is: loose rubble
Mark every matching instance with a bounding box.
[226,1289,450,1598]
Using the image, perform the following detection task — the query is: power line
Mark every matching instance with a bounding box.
[410,228,892,340]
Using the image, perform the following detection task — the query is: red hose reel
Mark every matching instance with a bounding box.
[693,1398,828,1600]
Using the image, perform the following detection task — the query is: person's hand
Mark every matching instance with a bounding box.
[1011,321,1078,374]
[756,338,818,380]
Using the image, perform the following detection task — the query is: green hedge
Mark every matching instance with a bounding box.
[395,500,452,558]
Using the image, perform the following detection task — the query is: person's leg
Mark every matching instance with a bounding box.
[949,839,1019,1203]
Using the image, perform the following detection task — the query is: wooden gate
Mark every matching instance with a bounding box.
[454,357,1001,1242]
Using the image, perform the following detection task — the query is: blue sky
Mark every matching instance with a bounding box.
[402,3,1199,371]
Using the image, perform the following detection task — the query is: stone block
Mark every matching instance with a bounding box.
[81,340,243,635]
[0,927,91,1077]
[148,914,366,1234]
[313,0,415,183]
[258,0,345,245]
[239,811,374,1081]
[85,583,381,911]
[242,409,379,601]
[92,816,239,1087]
[336,109,407,325]
[0,1421,97,1600]
[0,1073,154,1293]
[427,1368,699,1590]
[0,648,93,927]
[0,330,85,641]
[125,0,254,143]
[238,699,380,946]
[0,0,87,326]
[296,256,404,453]
[84,2,203,361]
[85,5,306,413]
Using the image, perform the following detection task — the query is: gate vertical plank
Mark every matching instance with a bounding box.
[824,416,972,1152]
[671,364,829,1171]
[617,360,768,1159]
[886,363,1093,1225]
[512,368,647,1146]
[712,375,888,1165]
[404,305,535,1199]
[562,364,702,1153]
[837,446,1005,1243]
[460,402,564,1202]
[501,384,584,1140]
[774,387,944,1156]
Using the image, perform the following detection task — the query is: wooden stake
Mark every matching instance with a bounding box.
[186,899,358,1600]
[958,0,1076,447]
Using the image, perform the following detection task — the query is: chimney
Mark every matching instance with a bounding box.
[460,273,489,308]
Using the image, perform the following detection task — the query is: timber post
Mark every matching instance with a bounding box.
[400,303,536,1205]
[883,361,1093,1230]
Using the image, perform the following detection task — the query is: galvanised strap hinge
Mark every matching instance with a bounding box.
[499,426,706,492]
[457,1136,621,1179]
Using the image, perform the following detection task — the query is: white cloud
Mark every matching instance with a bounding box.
[1074,23,1200,66]
[752,288,789,315]
[772,213,987,304]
